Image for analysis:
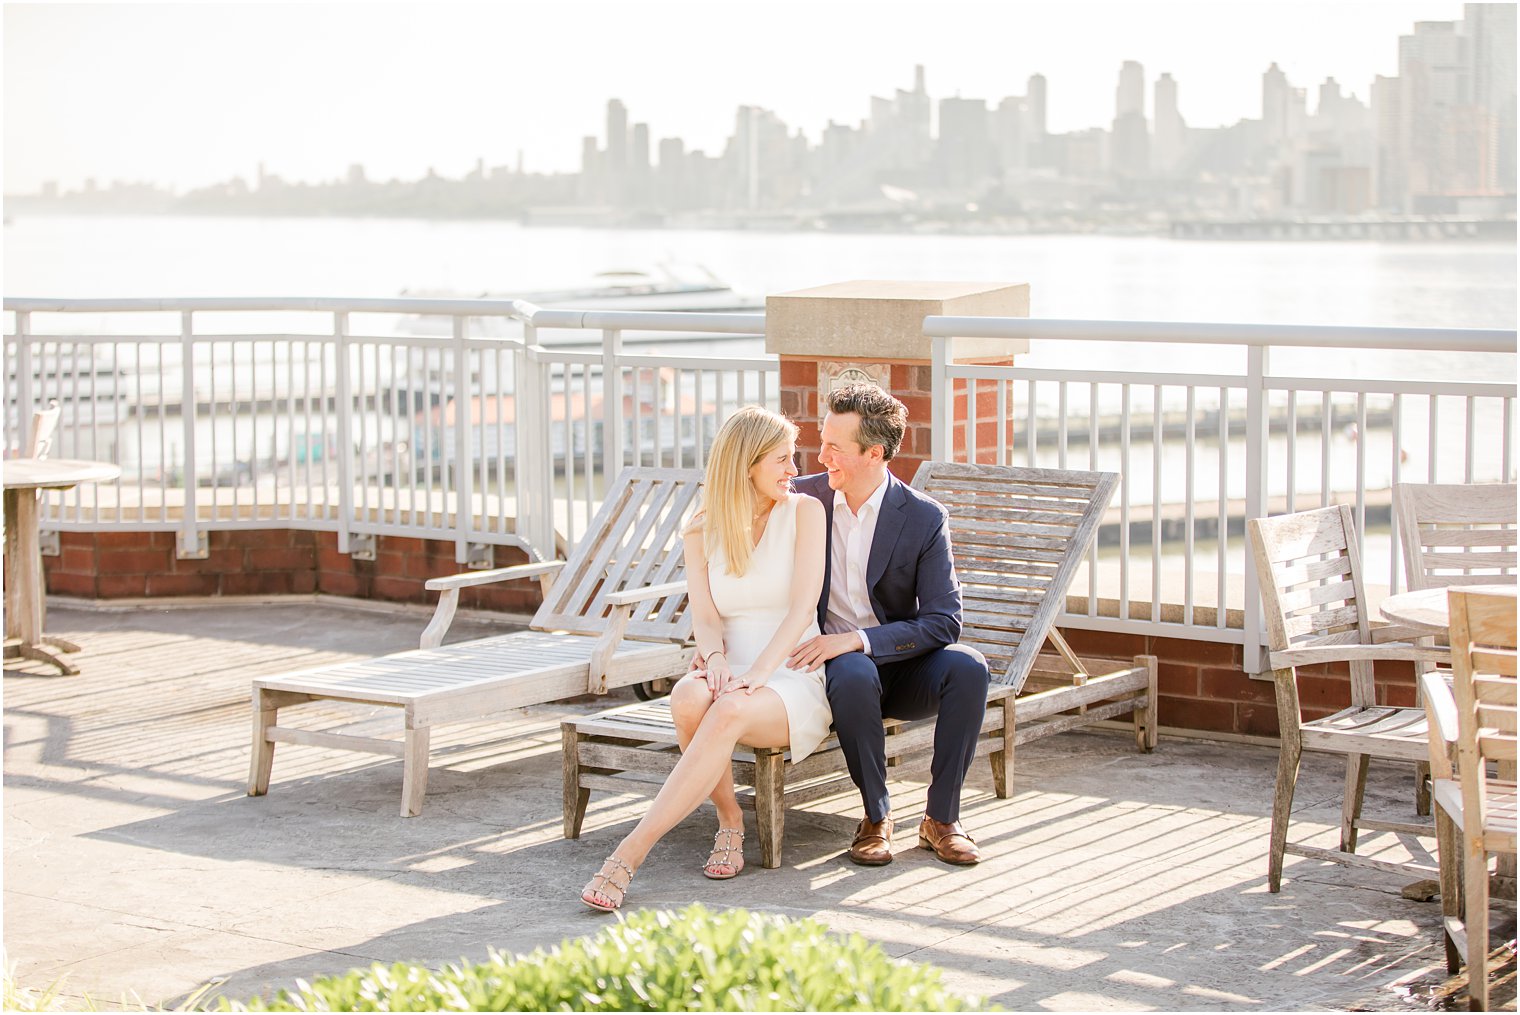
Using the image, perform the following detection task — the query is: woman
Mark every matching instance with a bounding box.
[581,406,829,911]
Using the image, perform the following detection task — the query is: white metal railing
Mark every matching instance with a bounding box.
[926,316,1518,673]
[4,297,770,564]
[6,298,1514,674]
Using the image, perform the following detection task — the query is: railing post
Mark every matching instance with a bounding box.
[1242,343,1270,675]
[515,327,557,561]
[176,311,207,557]
[930,335,952,462]
[332,312,355,555]
[453,316,474,563]
[601,328,623,499]
[174,314,206,559]
[14,311,35,453]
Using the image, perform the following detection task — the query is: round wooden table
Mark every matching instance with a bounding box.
[4,458,120,674]
[1379,583,1518,635]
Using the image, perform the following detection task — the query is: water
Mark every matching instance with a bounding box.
[5,214,1515,330]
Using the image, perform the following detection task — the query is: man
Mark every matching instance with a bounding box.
[787,383,991,866]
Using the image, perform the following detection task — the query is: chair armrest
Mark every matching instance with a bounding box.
[1419,670,1459,779]
[604,581,687,607]
[420,561,564,649]
[586,581,688,694]
[1371,623,1436,644]
[1269,643,1452,668]
[425,561,564,592]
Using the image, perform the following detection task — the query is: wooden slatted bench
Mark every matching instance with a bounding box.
[562,463,1158,867]
[248,467,701,816]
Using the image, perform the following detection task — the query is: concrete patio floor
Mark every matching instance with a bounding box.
[2,597,1509,1011]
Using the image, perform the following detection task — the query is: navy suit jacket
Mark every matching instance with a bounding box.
[793,471,962,666]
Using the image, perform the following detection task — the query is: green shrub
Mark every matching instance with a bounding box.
[226,904,990,1012]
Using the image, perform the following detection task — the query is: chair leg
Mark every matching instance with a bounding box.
[1465,841,1490,1011]
[990,695,1012,798]
[401,724,431,817]
[1415,760,1432,816]
[755,749,785,870]
[1269,670,1302,893]
[1435,810,1463,974]
[1340,754,1370,853]
[248,689,278,797]
[561,723,590,839]
[1135,655,1158,752]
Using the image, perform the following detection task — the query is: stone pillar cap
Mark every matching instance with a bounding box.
[766,280,1029,361]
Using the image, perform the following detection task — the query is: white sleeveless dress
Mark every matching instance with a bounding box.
[707,494,833,762]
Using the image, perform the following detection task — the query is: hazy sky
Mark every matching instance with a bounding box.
[4,1,1468,193]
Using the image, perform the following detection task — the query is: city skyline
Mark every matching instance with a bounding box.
[4,1,1467,194]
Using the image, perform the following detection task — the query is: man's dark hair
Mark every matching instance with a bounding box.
[825,382,908,461]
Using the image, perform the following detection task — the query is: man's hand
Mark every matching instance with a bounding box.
[787,632,865,672]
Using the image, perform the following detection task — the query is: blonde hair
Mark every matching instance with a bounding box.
[700,405,799,576]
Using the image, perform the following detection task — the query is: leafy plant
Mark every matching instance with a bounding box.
[225,904,990,1012]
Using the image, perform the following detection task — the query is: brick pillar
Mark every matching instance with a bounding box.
[766,280,1029,479]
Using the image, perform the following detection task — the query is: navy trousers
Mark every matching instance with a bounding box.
[824,645,990,824]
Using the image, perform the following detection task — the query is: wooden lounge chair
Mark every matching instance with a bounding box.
[1421,589,1517,1012]
[561,463,1159,868]
[248,467,701,816]
[1248,504,1451,891]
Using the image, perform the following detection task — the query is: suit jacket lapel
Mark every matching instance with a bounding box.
[866,474,908,590]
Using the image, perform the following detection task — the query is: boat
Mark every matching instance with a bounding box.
[397,262,762,343]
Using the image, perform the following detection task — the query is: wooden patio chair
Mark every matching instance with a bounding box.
[1420,589,1517,1012]
[562,464,1159,868]
[248,467,701,816]
[1394,482,1518,592]
[27,400,62,459]
[1393,481,1515,815]
[1248,504,1451,891]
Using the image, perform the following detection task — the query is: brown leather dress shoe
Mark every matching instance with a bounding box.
[849,815,894,866]
[918,816,981,865]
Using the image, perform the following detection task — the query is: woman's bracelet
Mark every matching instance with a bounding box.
[707,650,726,660]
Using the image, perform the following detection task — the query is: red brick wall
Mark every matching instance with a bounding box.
[46,530,539,614]
[1061,628,1418,738]
[779,357,936,482]
[779,358,1018,481]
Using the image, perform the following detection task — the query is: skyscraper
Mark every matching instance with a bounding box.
[1153,73,1186,175]
[630,122,651,207]
[937,96,994,188]
[605,99,629,205]
[1116,60,1145,118]
[606,100,628,170]
[1465,2,1517,192]
[1026,73,1047,138]
[1112,61,1149,176]
[1262,62,1290,144]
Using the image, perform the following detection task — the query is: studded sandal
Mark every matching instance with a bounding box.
[702,828,745,880]
[581,854,635,912]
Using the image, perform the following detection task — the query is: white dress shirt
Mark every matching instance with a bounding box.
[823,475,890,654]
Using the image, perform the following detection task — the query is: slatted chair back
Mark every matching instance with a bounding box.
[1447,588,1519,825]
[1249,504,1378,706]
[1394,482,1518,590]
[911,463,1119,692]
[530,467,702,643]
[27,400,61,459]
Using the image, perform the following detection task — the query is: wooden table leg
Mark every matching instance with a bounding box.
[4,488,25,647]
[3,485,79,675]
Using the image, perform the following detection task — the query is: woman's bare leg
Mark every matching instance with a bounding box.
[583,688,790,906]
[669,675,745,829]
